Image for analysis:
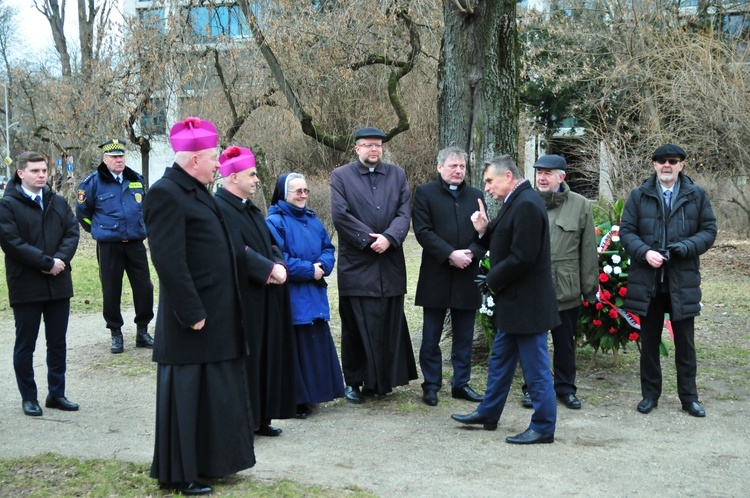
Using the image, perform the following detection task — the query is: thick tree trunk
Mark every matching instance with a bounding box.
[438,0,519,188]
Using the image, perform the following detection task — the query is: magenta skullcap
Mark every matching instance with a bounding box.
[169,117,219,152]
[219,146,256,178]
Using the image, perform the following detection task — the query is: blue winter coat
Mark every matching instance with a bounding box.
[266,200,336,325]
[76,162,147,242]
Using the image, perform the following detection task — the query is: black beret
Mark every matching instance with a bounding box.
[354,127,386,141]
[652,144,686,161]
[532,154,567,171]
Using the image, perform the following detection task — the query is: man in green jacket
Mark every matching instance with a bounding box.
[521,155,598,410]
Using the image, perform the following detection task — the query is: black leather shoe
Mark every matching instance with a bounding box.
[45,396,79,411]
[557,393,582,409]
[345,385,364,404]
[521,391,532,408]
[506,428,554,445]
[111,329,124,354]
[166,481,213,495]
[296,404,312,419]
[637,398,658,414]
[451,385,483,402]
[682,401,706,418]
[135,327,154,348]
[451,410,497,430]
[362,387,386,400]
[22,400,42,417]
[422,389,438,406]
[255,425,282,437]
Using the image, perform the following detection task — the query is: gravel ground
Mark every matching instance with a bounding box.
[1,308,749,497]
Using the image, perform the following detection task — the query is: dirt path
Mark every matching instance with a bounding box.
[1,306,748,497]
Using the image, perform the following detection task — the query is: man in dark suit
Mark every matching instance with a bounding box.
[451,155,559,445]
[143,117,255,495]
[0,151,80,417]
[413,146,486,406]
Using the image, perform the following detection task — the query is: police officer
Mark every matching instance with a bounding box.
[76,139,154,353]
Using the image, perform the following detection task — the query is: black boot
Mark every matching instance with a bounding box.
[135,326,154,348]
[111,329,124,354]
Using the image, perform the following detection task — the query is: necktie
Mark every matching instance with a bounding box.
[35,195,43,210]
[116,176,122,184]
[663,190,672,210]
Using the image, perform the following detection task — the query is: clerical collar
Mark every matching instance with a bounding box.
[449,185,458,190]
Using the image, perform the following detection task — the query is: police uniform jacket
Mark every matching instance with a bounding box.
[620,172,716,321]
[412,177,486,310]
[0,173,79,306]
[142,165,246,365]
[76,162,147,242]
[477,181,560,335]
[330,159,411,297]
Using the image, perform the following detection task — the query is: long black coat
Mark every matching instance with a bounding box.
[620,172,716,321]
[215,188,297,421]
[478,181,560,335]
[330,160,411,297]
[0,174,79,305]
[142,165,245,365]
[412,178,486,310]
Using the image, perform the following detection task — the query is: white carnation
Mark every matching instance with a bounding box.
[613,266,622,275]
[611,254,621,264]
[603,265,613,274]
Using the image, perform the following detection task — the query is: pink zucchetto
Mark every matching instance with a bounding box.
[219,146,256,178]
[169,117,219,152]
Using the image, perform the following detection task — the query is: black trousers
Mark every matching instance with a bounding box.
[523,306,579,396]
[640,292,698,402]
[13,298,70,401]
[419,307,475,392]
[97,240,154,330]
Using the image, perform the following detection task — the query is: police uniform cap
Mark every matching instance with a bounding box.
[652,144,686,161]
[354,127,386,141]
[99,139,126,156]
[532,154,567,171]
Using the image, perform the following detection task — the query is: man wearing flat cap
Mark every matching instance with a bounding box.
[143,118,255,495]
[517,154,597,410]
[620,144,716,418]
[330,126,417,403]
[76,139,154,354]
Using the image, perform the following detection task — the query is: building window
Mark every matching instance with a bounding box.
[140,98,167,136]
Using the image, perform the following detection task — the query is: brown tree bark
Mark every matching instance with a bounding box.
[438,0,519,188]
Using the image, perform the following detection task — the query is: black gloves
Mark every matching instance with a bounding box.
[667,242,689,258]
[474,274,490,294]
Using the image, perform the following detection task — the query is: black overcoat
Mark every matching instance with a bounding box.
[0,174,79,305]
[330,160,411,297]
[215,188,297,421]
[142,165,245,365]
[412,178,486,310]
[477,181,560,335]
[620,172,716,321]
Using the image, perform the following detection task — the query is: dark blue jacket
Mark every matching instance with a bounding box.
[76,162,147,242]
[266,200,335,325]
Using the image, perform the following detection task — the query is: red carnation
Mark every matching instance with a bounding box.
[599,273,609,283]
[595,227,601,236]
[593,319,603,327]
[224,146,241,158]
[183,117,202,128]
[608,309,619,319]
[608,327,618,335]
[629,332,640,341]
[595,302,604,311]
[618,286,628,297]
[601,290,612,301]
[582,301,589,307]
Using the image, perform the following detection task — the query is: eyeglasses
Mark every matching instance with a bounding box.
[357,143,383,149]
[292,188,310,195]
[656,158,681,165]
